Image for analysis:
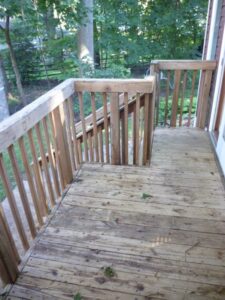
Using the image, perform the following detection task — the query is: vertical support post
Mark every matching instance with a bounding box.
[196,70,213,129]
[0,207,19,285]
[52,105,73,186]
[150,62,160,126]
[110,93,120,165]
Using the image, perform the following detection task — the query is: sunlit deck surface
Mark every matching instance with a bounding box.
[6,128,225,300]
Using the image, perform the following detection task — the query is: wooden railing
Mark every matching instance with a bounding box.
[150,60,217,128]
[0,78,155,287]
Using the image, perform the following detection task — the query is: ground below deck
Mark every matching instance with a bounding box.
[6,128,225,300]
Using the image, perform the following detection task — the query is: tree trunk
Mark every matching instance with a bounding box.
[0,57,9,121]
[77,0,94,75]
[4,17,27,106]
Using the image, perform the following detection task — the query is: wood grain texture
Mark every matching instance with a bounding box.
[7,128,225,300]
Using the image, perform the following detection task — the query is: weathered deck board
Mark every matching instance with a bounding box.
[6,128,225,300]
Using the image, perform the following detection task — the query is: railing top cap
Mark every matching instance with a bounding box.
[150,60,217,70]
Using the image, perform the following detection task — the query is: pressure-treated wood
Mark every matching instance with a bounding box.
[0,79,75,153]
[74,78,154,93]
[27,129,48,217]
[187,70,198,126]
[8,145,36,239]
[42,117,61,197]
[135,93,140,165]
[35,123,55,207]
[164,70,171,125]
[52,106,73,186]
[18,137,43,227]
[170,70,181,127]
[110,93,120,165]
[6,128,225,300]
[63,100,76,172]
[0,154,29,251]
[0,205,20,264]
[179,71,187,126]
[152,60,217,70]
[196,70,213,129]
[91,92,99,162]
[49,112,65,191]
[68,97,80,168]
[0,222,19,284]
[78,92,89,162]
[102,93,109,163]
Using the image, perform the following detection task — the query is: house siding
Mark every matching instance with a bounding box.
[203,0,213,59]
[203,0,225,127]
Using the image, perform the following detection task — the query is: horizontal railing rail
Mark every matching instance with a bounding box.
[0,77,155,288]
[150,60,217,128]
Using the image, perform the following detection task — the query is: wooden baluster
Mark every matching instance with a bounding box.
[18,137,43,226]
[98,126,104,163]
[35,123,55,207]
[8,145,36,239]
[143,93,150,165]
[0,204,20,264]
[102,93,109,163]
[88,132,94,162]
[77,138,82,163]
[164,70,171,125]
[149,93,156,164]
[124,92,129,165]
[64,100,76,172]
[28,129,48,216]
[170,70,181,127]
[121,111,125,165]
[133,109,136,165]
[0,154,29,250]
[49,112,65,191]
[179,71,187,126]
[91,92,99,162]
[188,70,197,127]
[68,97,80,168]
[110,93,120,165]
[196,70,213,129]
[135,93,140,165]
[78,92,89,162]
[52,106,73,186]
[0,214,19,284]
[42,117,61,198]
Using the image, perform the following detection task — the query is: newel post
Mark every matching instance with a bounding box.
[150,61,160,126]
[0,210,19,285]
[110,93,120,165]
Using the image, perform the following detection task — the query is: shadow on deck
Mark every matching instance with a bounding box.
[5,128,225,300]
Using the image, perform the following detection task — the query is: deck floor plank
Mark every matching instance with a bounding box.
[6,128,225,300]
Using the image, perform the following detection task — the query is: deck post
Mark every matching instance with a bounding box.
[52,105,73,186]
[110,93,120,165]
[150,62,160,126]
[0,218,19,285]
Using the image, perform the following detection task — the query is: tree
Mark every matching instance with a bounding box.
[0,56,9,121]
[0,1,34,106]
[77,0,94,75]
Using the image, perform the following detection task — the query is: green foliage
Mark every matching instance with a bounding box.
[94,0,208,67]
[103,266,116,278]
[141,193,152,199]
[73,292,82,300]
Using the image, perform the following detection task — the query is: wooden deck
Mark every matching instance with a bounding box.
[6,128,225,300]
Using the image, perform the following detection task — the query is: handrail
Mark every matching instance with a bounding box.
[150,60,217,128]
[0,77,155,288]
